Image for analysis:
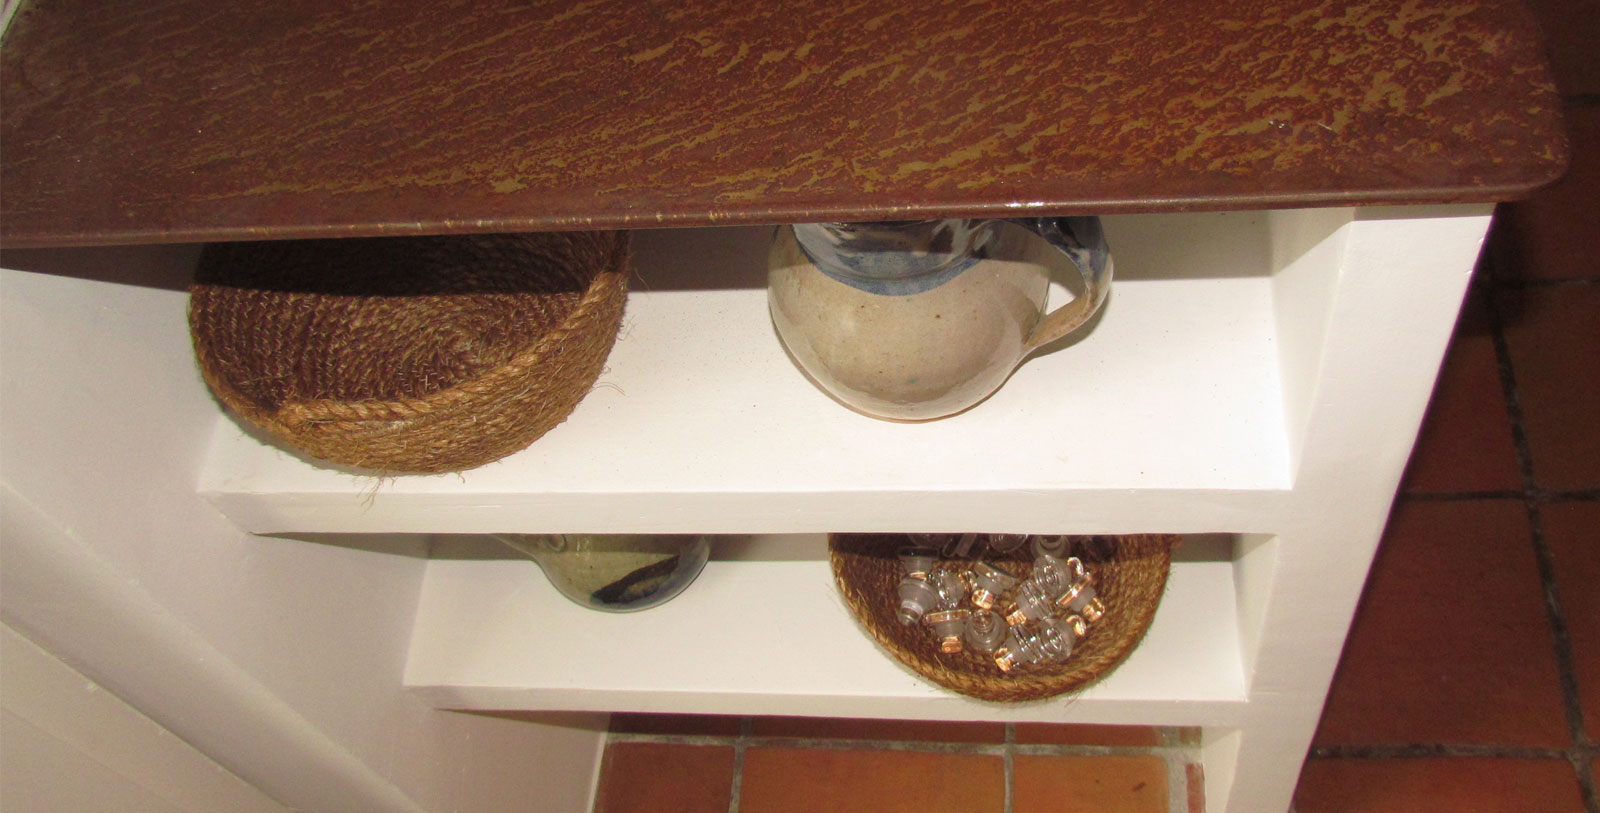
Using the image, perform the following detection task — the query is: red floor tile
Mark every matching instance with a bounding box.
[1294,757,1587,812]
[1401,288,1522,493]
[1011,754,1168,813]
[750,716,1006,743]
[1492,107,1600,282]
[1315,500,1569,747]
[1499,283,1600,491]
[738,747,1004,813]
[1543,501,1600,742]
[608,712,742,737]
[593,742,735,813]
[1013,724,1163,748]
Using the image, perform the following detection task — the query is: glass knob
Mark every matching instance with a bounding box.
[1035,615,1086,664]
[993,626,1047,673]
[964,608,1009,654]
[925,609,971,654]
[1030,534,1071,559]
[1030,554,1073,601]
[986,533,1030,553]
[969,562,1018,610]
[896,574,943,626]
[897,546,940,579]
[1056,571,1105,623]
[930,568,968,611]
[1005,578,1057,627]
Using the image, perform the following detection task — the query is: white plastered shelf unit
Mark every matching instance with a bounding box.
[2,204,1493,813]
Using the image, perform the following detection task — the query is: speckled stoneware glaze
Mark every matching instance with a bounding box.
[768,218,1111,421]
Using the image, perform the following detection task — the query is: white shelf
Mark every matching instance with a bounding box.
[200,214,1293,535]
[8,158,1498,810]
[403,534,1247,724]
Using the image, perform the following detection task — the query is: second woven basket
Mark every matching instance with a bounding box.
[831,533,1176,703]
[189,231,628,474]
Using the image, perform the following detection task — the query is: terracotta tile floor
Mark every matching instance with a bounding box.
[595,718,1200,813]
[593,80,1600,813]
[1298,92,1600,811]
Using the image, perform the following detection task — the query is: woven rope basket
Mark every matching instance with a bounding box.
[830,533,1177,703]
[189,231,628,474]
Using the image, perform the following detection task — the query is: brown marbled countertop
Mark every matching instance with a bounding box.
[0,0,1569,247]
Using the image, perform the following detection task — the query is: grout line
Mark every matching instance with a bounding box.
[608,730,1182,757]
[1540,488,1600,502]
[1571,751,1600,813]
[1402,488,1600,503]
[1400,489,1525,501]
[1494,275,1600,290]
[607,732,743,747]
[1486,283,1593,749]
[1317,739,1600,813]
[1166,749,1190,813]
[1011,743,1184,757]
[1486,280,1598,813]
[726,736,1010,755]
[1170,725,1205,811]
[1520,498,1592,749]
[726,717,751,813]
[1312,744,1576,759]
[1003,724,1016,813]
[613,722,1208,811]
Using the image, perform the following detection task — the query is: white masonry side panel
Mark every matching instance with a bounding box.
[0,252,609,813]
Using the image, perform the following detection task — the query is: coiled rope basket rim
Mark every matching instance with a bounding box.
[830,533,1177,703]
[188,231,628,475]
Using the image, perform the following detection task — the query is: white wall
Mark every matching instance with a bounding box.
[0,248,606,812]
[1,623,286,813]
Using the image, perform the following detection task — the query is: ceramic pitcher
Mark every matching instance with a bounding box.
[492,534,711,612]
[767,217,1112,421]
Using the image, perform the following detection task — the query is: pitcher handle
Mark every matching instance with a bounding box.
[1011,217,1113,354]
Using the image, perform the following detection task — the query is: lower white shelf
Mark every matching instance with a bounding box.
[404,534,1248,725]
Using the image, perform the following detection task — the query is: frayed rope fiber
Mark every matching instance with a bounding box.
[189,231,628,474]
